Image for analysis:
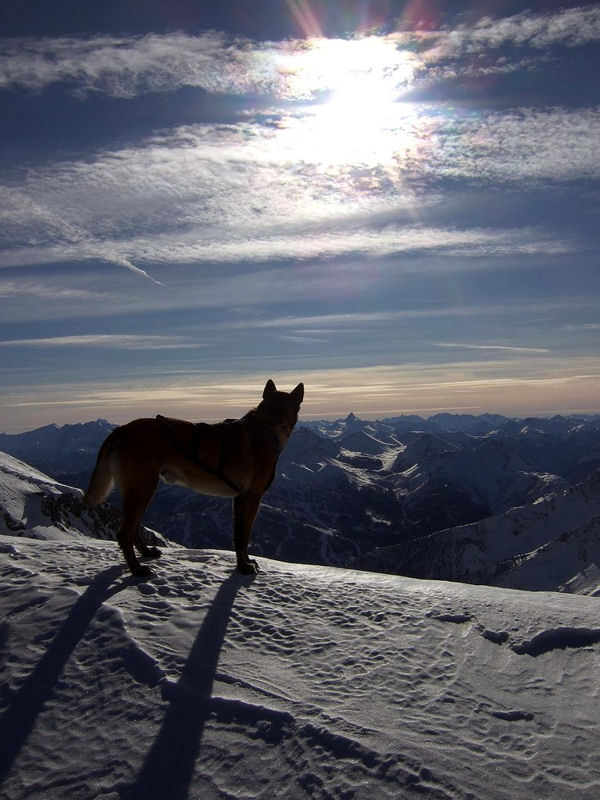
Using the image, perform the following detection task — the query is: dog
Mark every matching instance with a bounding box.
[83,379,304,576]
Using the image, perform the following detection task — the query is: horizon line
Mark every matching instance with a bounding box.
[2,407,600,436]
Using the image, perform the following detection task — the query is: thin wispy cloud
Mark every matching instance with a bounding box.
[433,342,551,354]
[221,301,599,331]
[1,106,589,278]
[0,279,94,301]
[0,216,571,272]
[0,334,201,349]
[426,107,600,184]
[0,32,252,97]
[449,4,600,52]
[0,31,418,100]
[564,322,600,331]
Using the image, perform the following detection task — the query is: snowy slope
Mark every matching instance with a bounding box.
[0,450,167,549]
[2,451,600,798]
[2,535,600,800]
[364,470,600,593]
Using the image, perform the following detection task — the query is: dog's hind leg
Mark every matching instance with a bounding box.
[134,528,161,561]
[118,474,159,577]
[233,492,262,574]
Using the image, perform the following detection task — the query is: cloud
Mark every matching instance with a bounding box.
[0,224,564,273]
[409,4,600,74]
[433,342,550,354]
[456,5,600,52]
[1,107,586,278]
[0,186,164,281]
[1,100,596,273]
[0,32,254,97]
[217,300,600,331]
[0,278,94,301]
[279,334,329,344]
[0,32,417,100]
[425,107,600,184]
[564,322,600,331]
[0,334,201,350]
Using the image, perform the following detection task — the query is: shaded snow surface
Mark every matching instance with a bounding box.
[2,537,600,799]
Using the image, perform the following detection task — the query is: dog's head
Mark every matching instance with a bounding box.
[261,379,304,434]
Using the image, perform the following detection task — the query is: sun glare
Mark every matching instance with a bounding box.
[277,36,420,168]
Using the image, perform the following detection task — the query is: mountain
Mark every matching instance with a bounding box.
[302,411,366,439]
[1,413,599,584]
[361,470,600,594]
[3,521,600,798]
[391,432,459,470]
[496,423,600,483]
[339,428,390,456]
[428,412,509,432]
[0,419,116,487]
[390,433,567,515]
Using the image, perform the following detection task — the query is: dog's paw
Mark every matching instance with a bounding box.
[238,559,260,575]
[132,563,153,578]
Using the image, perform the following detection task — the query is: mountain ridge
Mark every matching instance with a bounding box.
[1,412,600,592]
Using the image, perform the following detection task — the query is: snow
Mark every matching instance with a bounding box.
[2,537,600,798]
[0,451,74,525]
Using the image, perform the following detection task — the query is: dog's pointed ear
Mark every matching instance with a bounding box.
[290,382,304,407]
[263,379,277,399]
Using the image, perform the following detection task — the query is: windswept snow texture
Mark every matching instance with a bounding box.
[2,538,600,800]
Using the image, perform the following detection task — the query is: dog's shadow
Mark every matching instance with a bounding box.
[0,564,132,788]
[121,570,249,800]
[0,561,249,799]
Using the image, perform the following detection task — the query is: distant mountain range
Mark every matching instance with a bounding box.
[1,411,600,592]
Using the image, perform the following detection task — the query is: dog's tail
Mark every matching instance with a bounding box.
[83,434,116,506]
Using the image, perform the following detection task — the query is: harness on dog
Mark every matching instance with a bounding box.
[156,413,285,495]
[243,414,284,456]
[156,415,242,495]
[243,414,285,491]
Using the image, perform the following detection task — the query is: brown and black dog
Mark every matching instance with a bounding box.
[83,379,304,576]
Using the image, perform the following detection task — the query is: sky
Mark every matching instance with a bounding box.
[1,0,599,432]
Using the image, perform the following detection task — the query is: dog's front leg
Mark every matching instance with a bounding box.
[233,492,261,574]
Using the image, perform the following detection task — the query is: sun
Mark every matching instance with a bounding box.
[276,36,420,168]
[306,74,411,166]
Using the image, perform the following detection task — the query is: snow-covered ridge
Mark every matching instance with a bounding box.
[2,439,600,797]
[0,450,167,550]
